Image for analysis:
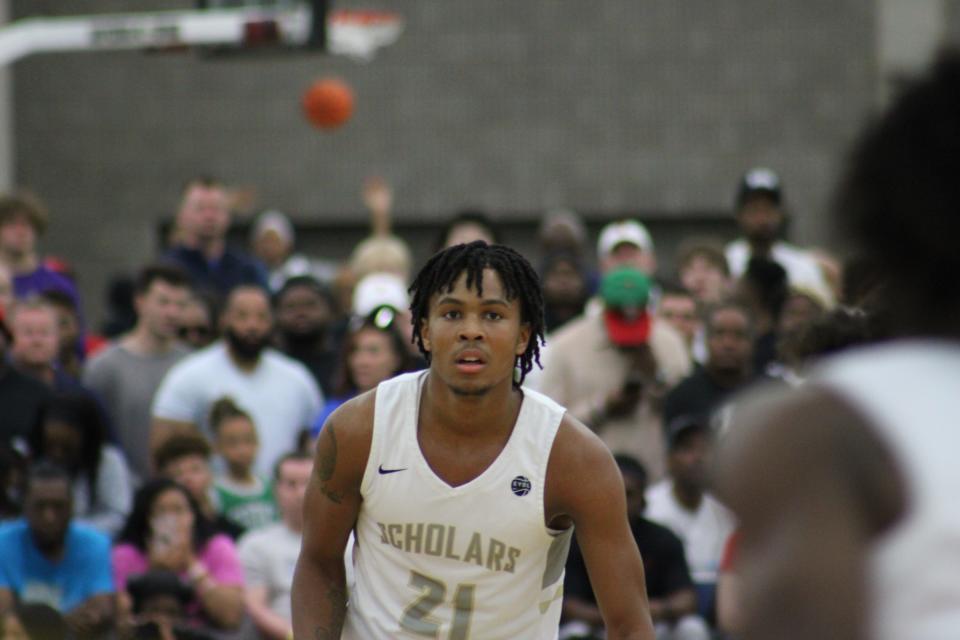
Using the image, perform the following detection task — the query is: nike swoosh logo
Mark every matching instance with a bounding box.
[378,464,408,475]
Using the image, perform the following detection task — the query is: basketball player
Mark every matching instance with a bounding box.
[292,241,655,639]
[715,51,960,639]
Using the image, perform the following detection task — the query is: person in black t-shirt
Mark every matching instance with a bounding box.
[0,308,49,450]
[273,276,342,398]
[664,301,779,429]
[561,455,710,640]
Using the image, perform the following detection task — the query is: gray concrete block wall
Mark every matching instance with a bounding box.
[11,0,877,323]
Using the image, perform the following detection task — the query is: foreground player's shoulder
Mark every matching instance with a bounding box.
[314,388,378,489]
[550,413,616,473]
[544,413,623,525]
[716,384,905,537]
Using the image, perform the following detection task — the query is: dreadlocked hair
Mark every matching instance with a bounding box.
[408,240,545,388]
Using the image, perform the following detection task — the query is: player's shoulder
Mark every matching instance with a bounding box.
[717,382,905,534]
[544,413,625,528]
[317,387,379,460]
[549,413,619,483]
[329,371,420,426]
[720,383,849,462]
[324,387,376,437]
[718,384,841,479]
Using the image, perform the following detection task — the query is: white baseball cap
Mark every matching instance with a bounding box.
[597,220,654,258]
[352,272,409,318]
[251,209,294,245]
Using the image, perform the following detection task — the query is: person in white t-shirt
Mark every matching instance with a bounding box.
[150,285,322,476]
[238,451,314,640]
[725,168,833,306]
[645,416,734,622]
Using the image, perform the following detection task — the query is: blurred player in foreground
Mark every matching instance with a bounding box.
[716,50,960,640]
[293,241,655,639]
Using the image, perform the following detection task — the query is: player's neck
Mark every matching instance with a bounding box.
[421,373,521,438]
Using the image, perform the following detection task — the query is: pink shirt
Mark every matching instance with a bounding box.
[112,534,244,621]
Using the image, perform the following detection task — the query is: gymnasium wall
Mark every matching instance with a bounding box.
[10,0,878,322]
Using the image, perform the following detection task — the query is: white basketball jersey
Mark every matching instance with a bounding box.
[342,371,570,640]
[815,340,960,640]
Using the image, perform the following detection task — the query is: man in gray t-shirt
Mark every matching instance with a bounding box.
[83,265,191,474]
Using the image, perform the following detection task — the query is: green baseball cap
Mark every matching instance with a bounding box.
[601,268,652,346]
[601,268,651,310]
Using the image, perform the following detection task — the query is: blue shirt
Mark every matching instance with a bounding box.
[310,394,353,438]
[0,520,114,612]
[162,244,268,298]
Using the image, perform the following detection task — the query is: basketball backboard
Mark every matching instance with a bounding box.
[0,1,403,66]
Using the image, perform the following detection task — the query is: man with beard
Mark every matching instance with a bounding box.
[273,275,341,397]
[723,168,831,302]
[663,302,775,429]
[151,285,322,476]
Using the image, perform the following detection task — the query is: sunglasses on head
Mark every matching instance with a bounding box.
[350,305,399,333]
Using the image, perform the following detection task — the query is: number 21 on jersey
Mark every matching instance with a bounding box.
[401,571,475,639]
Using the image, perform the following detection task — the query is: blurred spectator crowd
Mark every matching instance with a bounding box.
[0,168,868,639]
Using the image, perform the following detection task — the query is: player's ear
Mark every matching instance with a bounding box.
[515,322,531,356]
[419,318,432,353]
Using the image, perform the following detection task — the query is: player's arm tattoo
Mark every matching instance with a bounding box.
[313,584,347,639]
[317,423,345,504]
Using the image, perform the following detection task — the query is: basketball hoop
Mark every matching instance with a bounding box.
[327,9,404,62]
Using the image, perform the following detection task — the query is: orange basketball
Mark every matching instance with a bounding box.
[301,78,354,130]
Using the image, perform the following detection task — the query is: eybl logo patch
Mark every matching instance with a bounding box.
[511,475,531,497]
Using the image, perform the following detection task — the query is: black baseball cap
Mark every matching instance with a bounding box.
[666,414,710,450]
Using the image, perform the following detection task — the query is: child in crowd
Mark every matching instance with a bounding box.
[152,434,243,540]
[209,397,276,533]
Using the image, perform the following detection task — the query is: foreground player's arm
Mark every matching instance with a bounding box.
[291,392,373,640]
[715,386,905,640]
[546,416,655,640]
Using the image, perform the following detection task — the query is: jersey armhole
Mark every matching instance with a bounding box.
[357,388,383,498]
[537,401,568,535]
